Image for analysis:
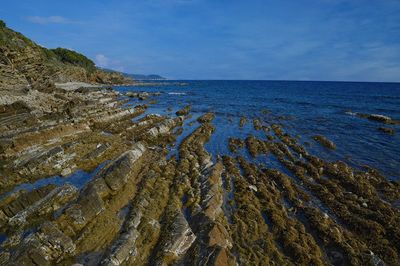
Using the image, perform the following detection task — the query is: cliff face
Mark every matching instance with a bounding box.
[0,20,132,91]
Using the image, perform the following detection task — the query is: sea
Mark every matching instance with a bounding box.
[116,80,400,181]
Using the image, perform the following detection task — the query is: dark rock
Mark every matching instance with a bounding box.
[176,105,191,116]
[239,116,247,128]
[378,127,395,135]
[313,135,336,150]
[228,138,245,153]
[253,118,262,130]
[367,114,392,123]
[355,113,400,125]
[197,112,215,123]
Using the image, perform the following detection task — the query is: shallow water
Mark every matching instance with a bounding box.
[116,80,400,180]
[0,162,107,201]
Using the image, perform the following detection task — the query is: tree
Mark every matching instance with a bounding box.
[51,47,96,71]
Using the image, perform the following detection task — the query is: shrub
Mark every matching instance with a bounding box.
[51,47,96,71]
[41,47,58,60]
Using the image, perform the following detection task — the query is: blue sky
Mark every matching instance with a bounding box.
[1,0,399,81]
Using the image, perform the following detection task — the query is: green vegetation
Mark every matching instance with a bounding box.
[0,19,130,85]
[40,47,58,61]
[51,47,96,71]
[0,21,35,48]
[0,20,93,70]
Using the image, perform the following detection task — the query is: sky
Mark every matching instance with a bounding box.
[1,0,399,81]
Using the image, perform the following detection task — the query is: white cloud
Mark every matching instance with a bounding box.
[95,54,109,68]
[94,55,126,72]
[26,16,72,25]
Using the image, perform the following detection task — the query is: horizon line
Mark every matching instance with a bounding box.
[158,78,400,84]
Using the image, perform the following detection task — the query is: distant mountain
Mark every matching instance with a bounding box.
[100,68,166,81]
[124,73,166,81]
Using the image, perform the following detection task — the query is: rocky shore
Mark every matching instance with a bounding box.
[1,18,399,266]
[0,80,399,266]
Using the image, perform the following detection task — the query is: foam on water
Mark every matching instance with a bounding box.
[167,92,187,95]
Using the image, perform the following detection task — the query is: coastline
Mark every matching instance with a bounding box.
[51,81,188,91]
[1,2,400,263]
[0,81,399,265]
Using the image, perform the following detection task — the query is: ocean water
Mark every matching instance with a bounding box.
[115,80,400,181]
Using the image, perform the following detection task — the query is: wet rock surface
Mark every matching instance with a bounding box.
[379,127,395,135]
[176,105,191,116]
[349,112,400,125]
[125,91,161,101]
[313,135,337,150]
[0,82,399,266]
[197,112,215,123]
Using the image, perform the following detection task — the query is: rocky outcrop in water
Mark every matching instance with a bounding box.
[197,112,215,123]
[347,111,400,125]
[1,81,399,265]
[379,127,395,135]
[176,105,191,116]
[313,135,336,150]
[0,82,189,264]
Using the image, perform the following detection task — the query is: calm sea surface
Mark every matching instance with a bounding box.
[116,80,400,180]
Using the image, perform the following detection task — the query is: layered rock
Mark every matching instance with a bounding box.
[1,29,399,265]
[0,20,132,91]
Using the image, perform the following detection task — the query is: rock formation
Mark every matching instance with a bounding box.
[0,19,399,266]
[0,20,132,92]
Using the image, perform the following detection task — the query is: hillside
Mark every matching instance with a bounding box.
[100,68,166,81]
[0,20,132,91]
[124,73,166,80]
